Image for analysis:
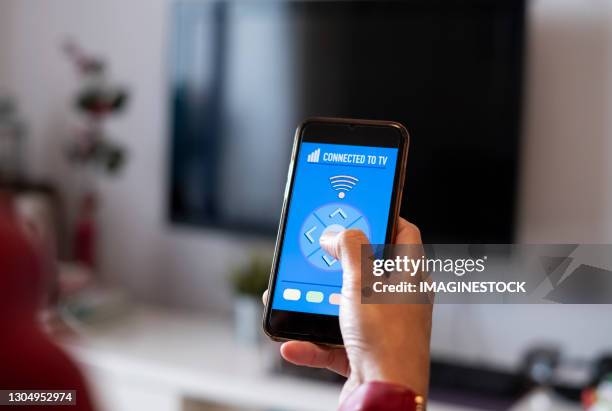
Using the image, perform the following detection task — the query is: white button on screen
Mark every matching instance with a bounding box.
[306,291,324,303]
[329,293,342,305]
[283,288,301,301]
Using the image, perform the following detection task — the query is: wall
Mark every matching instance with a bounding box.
[0,6,8,88]
[518,0,612,243]
[0,0,611,369]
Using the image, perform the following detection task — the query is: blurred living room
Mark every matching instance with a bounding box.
[1,0,612,410]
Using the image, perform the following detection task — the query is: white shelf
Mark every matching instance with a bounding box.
[59,306,550,411]
[60,306,336,411]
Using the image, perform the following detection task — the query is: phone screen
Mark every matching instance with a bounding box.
[271,141,399,317]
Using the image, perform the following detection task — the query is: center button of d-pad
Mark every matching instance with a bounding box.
[299,203,371,272]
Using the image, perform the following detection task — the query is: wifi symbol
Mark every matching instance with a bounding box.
[329,175,359,199]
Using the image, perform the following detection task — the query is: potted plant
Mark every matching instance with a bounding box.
[230,254,271,344]
[63,40,129,270]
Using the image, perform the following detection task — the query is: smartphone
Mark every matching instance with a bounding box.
[263,117,409,345]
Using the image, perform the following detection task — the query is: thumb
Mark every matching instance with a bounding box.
[320,229,372,295]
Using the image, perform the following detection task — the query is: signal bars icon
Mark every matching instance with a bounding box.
[307,148,321,163]
[330,175,359,199]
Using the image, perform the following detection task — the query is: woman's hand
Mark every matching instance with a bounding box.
[265,218,432,403]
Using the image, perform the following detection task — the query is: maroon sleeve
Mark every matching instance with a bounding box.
[0,210,96,411]
[338,381,424,411]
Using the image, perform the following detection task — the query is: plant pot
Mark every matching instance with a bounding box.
[233,295,262,345]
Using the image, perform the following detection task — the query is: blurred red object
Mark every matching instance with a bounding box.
[0,207,95,410]
[74,193,96,269]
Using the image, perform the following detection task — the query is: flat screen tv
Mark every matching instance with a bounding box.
[168,0,525,243]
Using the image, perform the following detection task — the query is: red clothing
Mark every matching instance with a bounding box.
[0,211,95,411]
[339,381,423,411]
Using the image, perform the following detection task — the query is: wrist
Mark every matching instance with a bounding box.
[360,354,429,396]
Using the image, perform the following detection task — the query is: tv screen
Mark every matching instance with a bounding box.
[168,0,525,242]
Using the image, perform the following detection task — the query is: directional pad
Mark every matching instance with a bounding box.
[322,254,338,267]
[304,226,317,244]
[299,203,370,272]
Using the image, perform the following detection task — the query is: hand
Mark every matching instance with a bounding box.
[264,218,432,402]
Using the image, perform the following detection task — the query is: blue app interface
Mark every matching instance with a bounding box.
[272,142,399,316]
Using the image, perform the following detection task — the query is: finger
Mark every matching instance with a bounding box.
[395,217,422,244]
[280,341,350,377]
[394,219,432,302]
[262,289,268,305]
[320,229,369,263]
[320,229,372,295]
